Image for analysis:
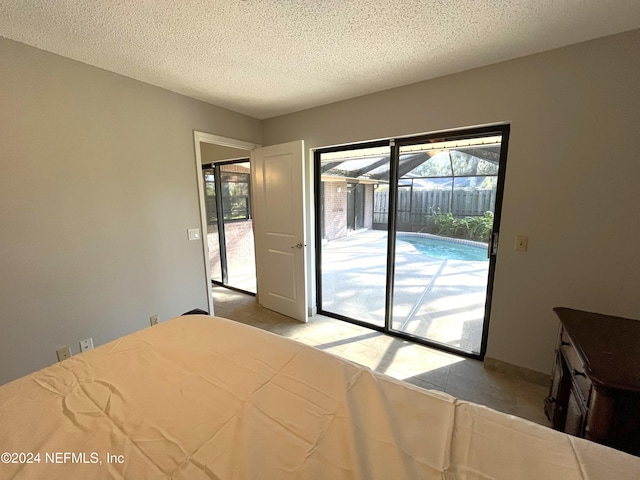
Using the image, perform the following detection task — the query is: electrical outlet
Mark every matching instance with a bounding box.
[56,346,72,361]
[79,337,94,352]
[150,314,159,326]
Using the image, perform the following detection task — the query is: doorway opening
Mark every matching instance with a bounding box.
[203,159,256,294]
[314,125,509,359]
[193,132,259,314]
[194,133,307,321]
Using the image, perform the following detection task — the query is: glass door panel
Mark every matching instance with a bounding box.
[391,134,503,354]
[202,161,256,294]
[220,163,256,293]
[318,145,390,327]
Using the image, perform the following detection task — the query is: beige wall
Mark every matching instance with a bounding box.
[0,38,261,384]
[262,29,640,375]
[200,143,250,164]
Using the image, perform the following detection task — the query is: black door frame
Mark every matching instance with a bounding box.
[314,124,510,360]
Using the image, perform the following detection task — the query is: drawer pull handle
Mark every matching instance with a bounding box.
[573,369,586,377]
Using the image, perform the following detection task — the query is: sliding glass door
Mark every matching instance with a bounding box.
[316,143,391,327]
[315,126,509,358]
[203,160,257,294]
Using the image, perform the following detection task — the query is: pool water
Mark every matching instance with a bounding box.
[398,234,488,262]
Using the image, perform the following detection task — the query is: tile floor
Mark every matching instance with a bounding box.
[212,285,551,427]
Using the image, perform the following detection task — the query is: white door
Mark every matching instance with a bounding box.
[251,141,307,321]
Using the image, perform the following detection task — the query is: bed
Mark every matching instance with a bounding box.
[1,315,638,479]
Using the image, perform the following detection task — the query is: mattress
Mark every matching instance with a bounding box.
[0,315,638,479]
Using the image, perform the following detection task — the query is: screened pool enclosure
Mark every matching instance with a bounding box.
[315,126,509,358]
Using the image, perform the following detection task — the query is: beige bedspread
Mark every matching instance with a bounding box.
[0,315,638,479]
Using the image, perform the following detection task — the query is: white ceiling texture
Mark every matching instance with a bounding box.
[1,1,639,119]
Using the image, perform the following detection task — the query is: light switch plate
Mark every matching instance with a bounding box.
[515,235,528,252]
[188,228,201,241]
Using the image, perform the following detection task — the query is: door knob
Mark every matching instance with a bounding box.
[291,242,304,249]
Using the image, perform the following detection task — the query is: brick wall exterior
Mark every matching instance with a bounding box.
[323,181,347,241]
[207,219,255,280]
[322,181,375,241]
[219,163,250,174]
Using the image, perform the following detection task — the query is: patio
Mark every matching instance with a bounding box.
[320,229,489,354]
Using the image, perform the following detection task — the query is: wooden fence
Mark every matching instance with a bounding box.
[374,189,496,225]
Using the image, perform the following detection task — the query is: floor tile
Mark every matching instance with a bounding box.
[211,286,550,427]
[445,374,518,416]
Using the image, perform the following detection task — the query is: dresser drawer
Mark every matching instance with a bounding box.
[560,329,592,406]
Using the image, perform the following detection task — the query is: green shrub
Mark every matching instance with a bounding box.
[432,209,493,242]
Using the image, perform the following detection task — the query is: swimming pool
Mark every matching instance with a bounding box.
[397,234,488,262]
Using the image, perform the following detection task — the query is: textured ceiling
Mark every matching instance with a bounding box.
[1,1,639,119]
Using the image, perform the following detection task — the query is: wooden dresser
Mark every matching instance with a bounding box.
[545,307,640,456]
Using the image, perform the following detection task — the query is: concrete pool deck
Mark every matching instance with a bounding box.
[320,229,490,353]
